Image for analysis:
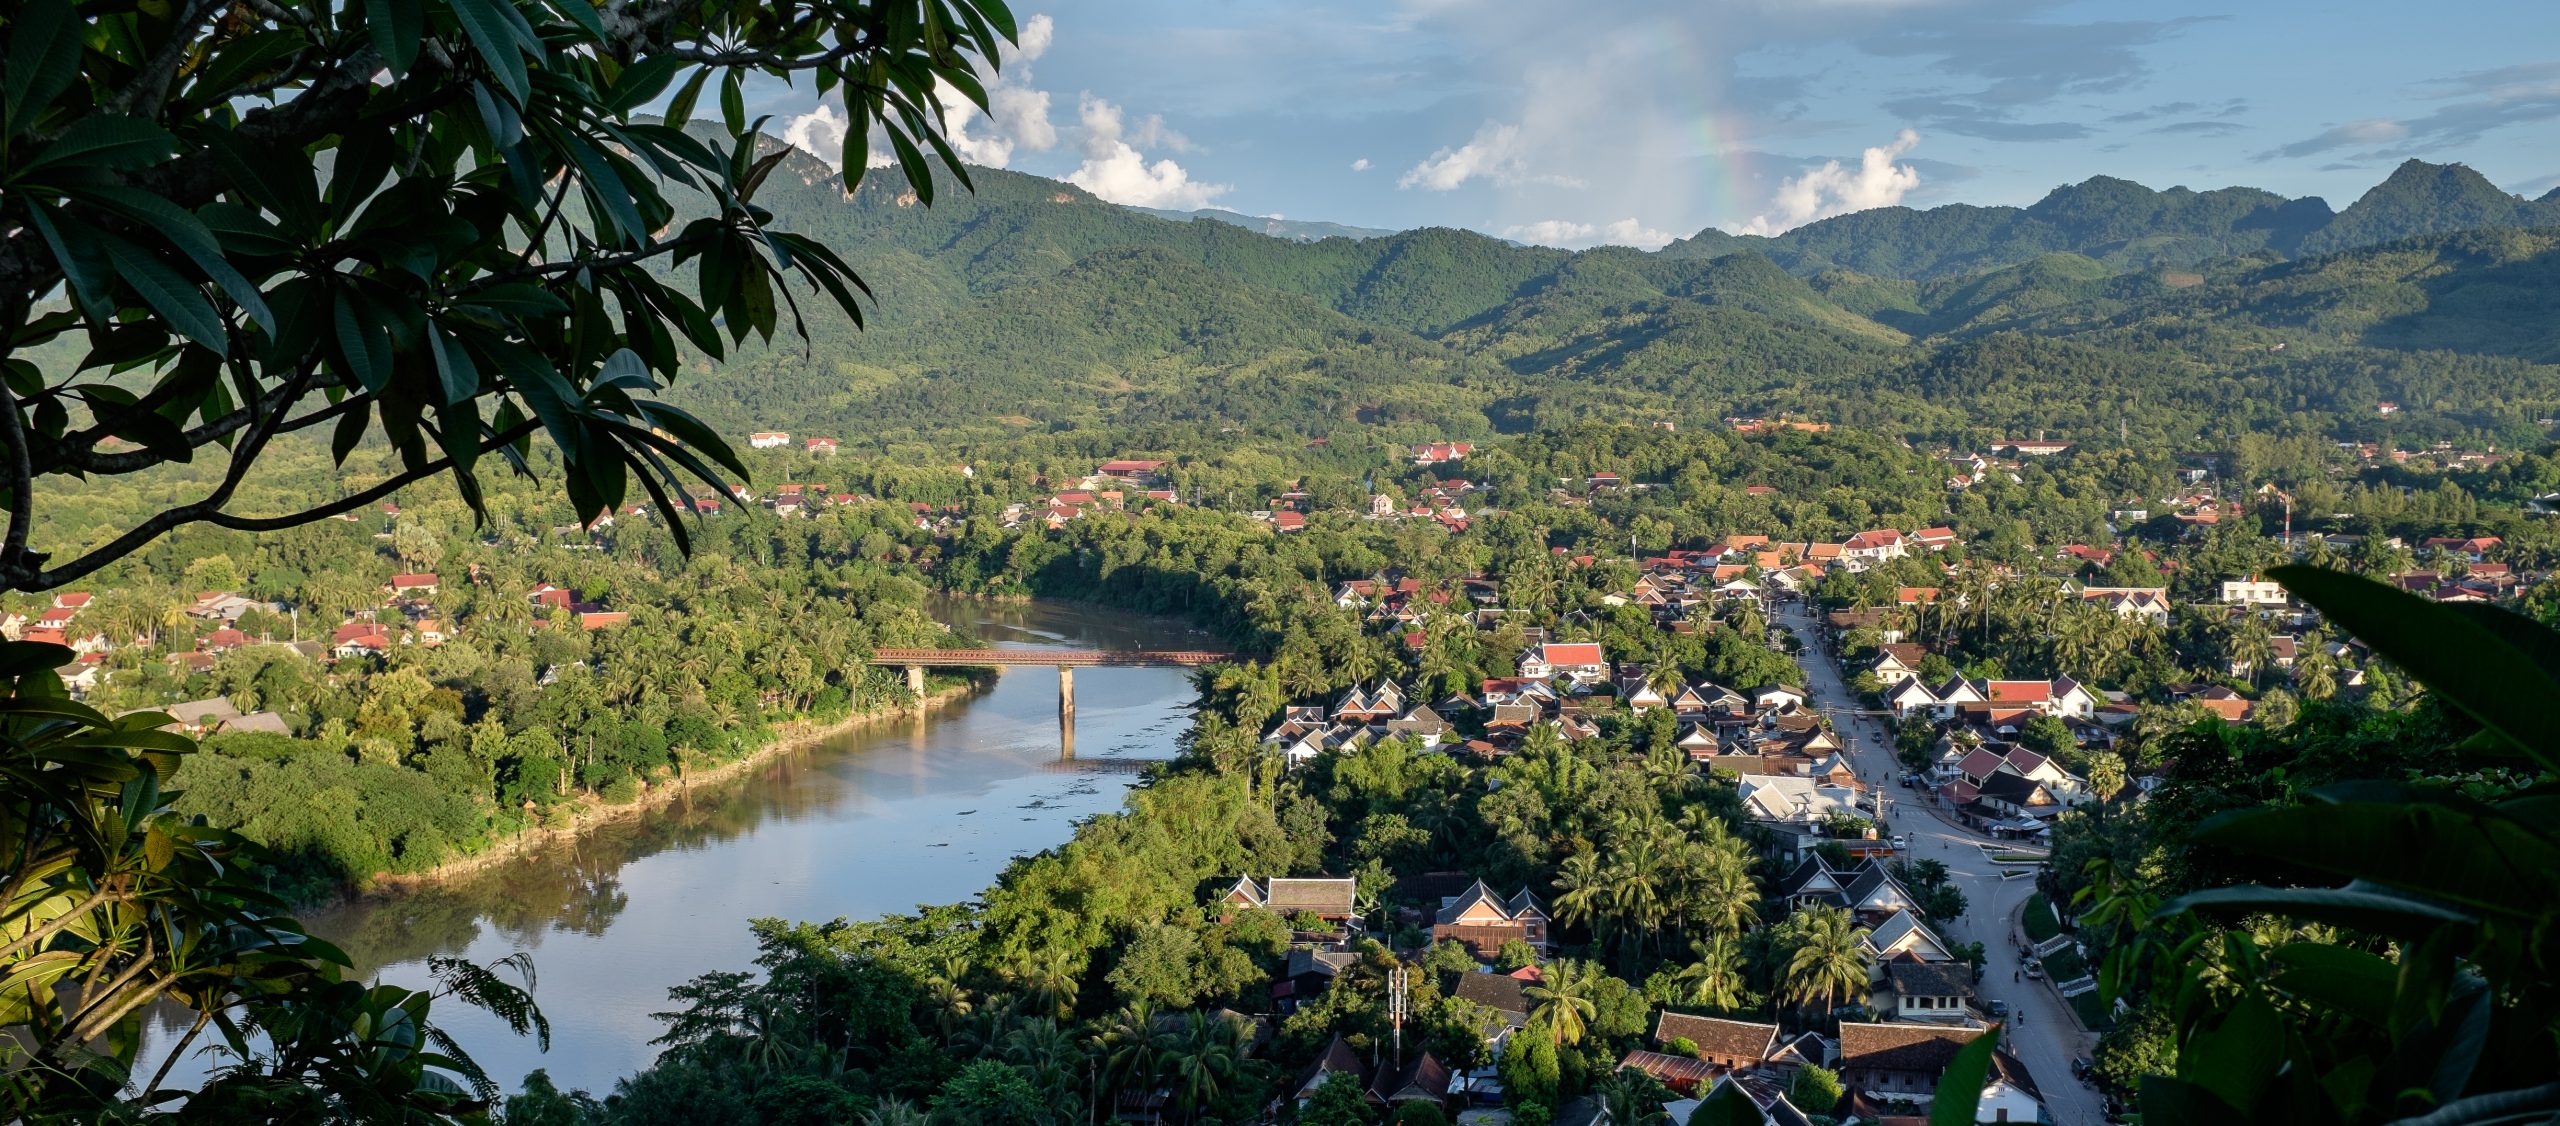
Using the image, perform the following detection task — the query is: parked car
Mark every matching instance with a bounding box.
[2072,1056,2096,1081]
[1988,999,2010,1018]
[2025,961,2045,979]
[1891,834,1908,850]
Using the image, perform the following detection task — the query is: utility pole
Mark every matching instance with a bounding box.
[1387,966,1409,1070]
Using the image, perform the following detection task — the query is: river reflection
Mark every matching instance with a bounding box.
[140,598,1205,1095]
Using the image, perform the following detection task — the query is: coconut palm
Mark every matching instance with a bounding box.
[1554,849,1612,949]
[1089,1002,1164,1102]
[1671,935,1750,1011]
[1525,959,1601,1047]
[1164,1012,1248,1123]
[1780,906,1872,1015]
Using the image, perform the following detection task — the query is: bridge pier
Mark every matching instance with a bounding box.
[1058,667,1077,759]
[906,665,925,697]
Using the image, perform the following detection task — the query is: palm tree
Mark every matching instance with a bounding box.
[1164,1012,1246,1123]
[2087,749,2129,803]
[1671,935,1750,1011]
[1780,906,1872,1015]
[2294,650,2338,700]
[1089,1003,1164,1103]
[1554,850,1612,950]
[857,1098,930,1126]
[1524,959,1601,1047]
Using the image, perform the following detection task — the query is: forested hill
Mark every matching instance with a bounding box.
[1658,158,2560,277]
[667,143,2560,454]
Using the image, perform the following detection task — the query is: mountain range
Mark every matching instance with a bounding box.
[672,147,2560,456]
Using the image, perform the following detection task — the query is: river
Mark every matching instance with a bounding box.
[139,598,1206,1096]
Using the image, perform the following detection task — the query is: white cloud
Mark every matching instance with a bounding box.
[1600,218,1675,249]
[1065,94,1229,209]
[1502,219,1595,245]
[1400,121,1525,190]
[1741,130,1922,235]
[782,12,1060,171]
[1351,158,1371,172]
[1501,217,1677,250]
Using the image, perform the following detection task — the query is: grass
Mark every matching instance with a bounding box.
[2040,949,2089,982]
[2022,892,2063,944]
[2069,989,2114,1032]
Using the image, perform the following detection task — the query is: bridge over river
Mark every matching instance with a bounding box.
[868,647,1236,753]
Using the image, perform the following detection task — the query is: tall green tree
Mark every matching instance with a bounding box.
[0,0,1021,592]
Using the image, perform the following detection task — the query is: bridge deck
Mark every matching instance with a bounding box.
[870,647,1234,668]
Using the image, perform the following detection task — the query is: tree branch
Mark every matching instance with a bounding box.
[8,419,542,592]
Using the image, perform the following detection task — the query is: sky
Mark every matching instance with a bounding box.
[756,0,2560,250]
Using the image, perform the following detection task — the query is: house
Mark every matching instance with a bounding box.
[2220,578,2288,605]
[1430,880,1551,957]
[1750,684,1808,712]
[186,592,261,620]
[1219,876,1358,923]
[1272,511,1307,533]
[1868,644,1930,686]
[1411,442,1474,466]
[1368,1051,1451,1109]
[1841,529,1909,563]
[1519,642,1609,686]
[158,698,292,737]
[1097,459,1171,482]
[747,431,790,448]
[1885,961,1977,1023]
[388,572,440,596]
[803,437,838,455]
[1836,1024,1982,1102]
[53,592,94,611]
[1450,971,1531,1038]
[1997,439,2072,457]
[1616,1050,1721,1097]
[1293,1036,1370,1104]
[1865,909,1956,964]
[579,611,629,630]
[2077,586,2170,624]
[1651,1013,1778,1070]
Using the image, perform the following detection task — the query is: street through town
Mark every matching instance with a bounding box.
[1777,600,2107,1126]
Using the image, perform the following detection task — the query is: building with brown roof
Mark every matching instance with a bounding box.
[1651,1013,1778,1069]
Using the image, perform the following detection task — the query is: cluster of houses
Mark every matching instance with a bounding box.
[999,460,1184,531]
[744,430,841,455]
[1224,853,2047,1126]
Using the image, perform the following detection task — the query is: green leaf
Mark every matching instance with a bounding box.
[364,0,424,77]
[2184,995,2286,1115]
[1927,1026,1999,1126]
[2270,565,2560,769]
[662,66,709,127]
[2267,942,2396,1027]
[719,69,745,136]
[15,114,177,175]
[608,54,680,113]
[449,0,532,103]
[97,234,226,350]
[2159,879,2475,938]
[2397,1082,2560,1126]
[4,0,83,136]
[2187,792,2560,917]
[427,325,480,405]
[333,290,391,392]
[74,184,276,333]
[143,825,175,871]
[20,205,114,321]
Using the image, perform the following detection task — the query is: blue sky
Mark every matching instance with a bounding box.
[760,0,2560,248]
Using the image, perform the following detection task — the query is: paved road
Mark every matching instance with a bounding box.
[1776,600,2106,1126]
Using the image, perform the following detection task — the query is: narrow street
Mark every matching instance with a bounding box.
[1775,600,2107,1126]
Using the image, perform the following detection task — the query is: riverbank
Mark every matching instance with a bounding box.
[359,680,985,899]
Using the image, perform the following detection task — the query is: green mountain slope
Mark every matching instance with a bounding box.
[2299,160,2560,256]
[658,143,2560,455]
